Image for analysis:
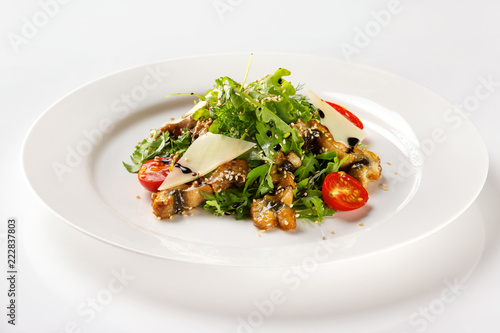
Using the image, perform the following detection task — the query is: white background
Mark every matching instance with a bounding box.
[1,0,500,332]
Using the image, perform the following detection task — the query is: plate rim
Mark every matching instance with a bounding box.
[22,52,490,267]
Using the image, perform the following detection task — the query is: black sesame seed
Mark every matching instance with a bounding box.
[266,130,272,137]
[318,109,325,119]
[273,143,282,151]
[278,78,283,84]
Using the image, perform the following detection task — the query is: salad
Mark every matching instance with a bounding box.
[123,64,382,231]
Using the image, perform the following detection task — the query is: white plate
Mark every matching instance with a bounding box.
[22,53,488,267]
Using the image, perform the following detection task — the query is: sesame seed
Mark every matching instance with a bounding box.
[330,230,335,234]
[135,195,141,199]
[358,223,364,226]
[322,236,326,240]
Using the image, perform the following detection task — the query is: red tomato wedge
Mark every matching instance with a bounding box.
[325,101,364,129]
[322,172,369,211]
[138,157,171,192]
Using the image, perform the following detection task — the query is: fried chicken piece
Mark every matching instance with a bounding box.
[249,152,301,231]
[158,117,197,138]
[294,119,381,188]
[190,118,213,140]
[250,186,296,231]
[152,159,251,219]
[270,151,302,189]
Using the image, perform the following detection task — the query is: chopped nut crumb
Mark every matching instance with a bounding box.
[322,236,326,240]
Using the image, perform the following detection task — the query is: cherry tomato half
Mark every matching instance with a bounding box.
[325,101,364,129]
[138,157,171,192]
[322,172,369,211]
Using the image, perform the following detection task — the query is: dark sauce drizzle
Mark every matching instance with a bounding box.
[347,137,359,147]
[347,137,360,153]
[174,163,193,174]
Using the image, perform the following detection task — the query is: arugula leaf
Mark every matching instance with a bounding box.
[294,153,319,182]
[254,121,293,161]
[202,189,251,219]
[123,130,170,173]
[293,190,335,223]
[123,129,192,173]
[244,163,274,197]
[171,130,192,156]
